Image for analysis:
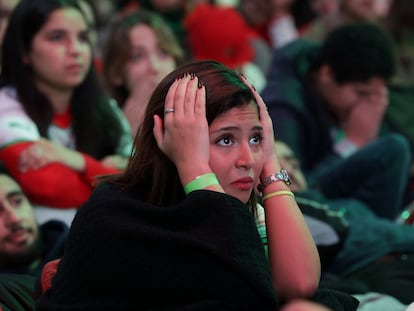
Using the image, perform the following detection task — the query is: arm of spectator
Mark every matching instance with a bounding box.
[0,142,119,207]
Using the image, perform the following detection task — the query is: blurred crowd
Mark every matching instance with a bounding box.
[1,0,414,310]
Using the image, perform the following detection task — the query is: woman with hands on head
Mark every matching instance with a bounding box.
[36,60,324,311]
[0,0,133,219]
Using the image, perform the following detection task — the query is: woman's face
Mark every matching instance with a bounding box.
[208,102,264,203]
[24,7,91,94]
[123,24,176,97]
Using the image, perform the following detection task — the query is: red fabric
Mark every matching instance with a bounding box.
[252,22,271,45]
[184,4,255,68]
[81,154,120,186]
[41,259,61,293]
[0,142,120,208]
[53,110,71,129]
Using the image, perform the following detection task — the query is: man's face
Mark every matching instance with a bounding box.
[317,66,388,120]
[0,174,39,268]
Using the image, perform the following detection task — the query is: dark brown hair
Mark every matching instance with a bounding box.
[106,60,258,209]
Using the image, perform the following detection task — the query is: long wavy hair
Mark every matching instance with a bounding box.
[0,0,124,159]
[107,60,259,210]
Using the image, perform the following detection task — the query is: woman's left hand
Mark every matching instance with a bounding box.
[240,75,281,175]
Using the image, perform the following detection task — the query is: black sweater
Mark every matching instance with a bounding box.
[36,184,278,311]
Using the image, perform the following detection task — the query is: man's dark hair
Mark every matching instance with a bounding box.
[318,22,395,84]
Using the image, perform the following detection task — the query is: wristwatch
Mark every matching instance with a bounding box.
[258,169,292,193]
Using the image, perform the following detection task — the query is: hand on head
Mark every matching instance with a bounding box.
[239,74,281,178]
[153,73,210,181]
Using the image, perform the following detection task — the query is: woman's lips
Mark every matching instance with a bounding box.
[66,64,83,74]
[232,177,254,191]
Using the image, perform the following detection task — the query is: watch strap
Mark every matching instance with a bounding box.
[258,169,292,193]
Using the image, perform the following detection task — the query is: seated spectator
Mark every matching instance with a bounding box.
[35,60,358,311]
[0,164,67,311]
[261,23,396,190]
[272,140,414,305]
[102,10,184,134]
[0,0,133,225]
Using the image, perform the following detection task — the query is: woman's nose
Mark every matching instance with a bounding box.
[235,143,254,169]
[68,37,85,55]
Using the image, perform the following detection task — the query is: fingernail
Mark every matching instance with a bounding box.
[198,81,204,89]
[190,73,195,80]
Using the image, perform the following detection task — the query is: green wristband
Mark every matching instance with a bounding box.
[184,173,219,195]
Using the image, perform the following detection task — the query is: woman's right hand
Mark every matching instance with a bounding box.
[153,74,211,184]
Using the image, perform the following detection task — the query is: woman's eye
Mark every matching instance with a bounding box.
[250,134,263,145]
[217,136,233,146]
[130,52,144,62]
[49,31,64,41]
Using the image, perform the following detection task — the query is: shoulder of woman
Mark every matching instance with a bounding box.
[0,86,40,146]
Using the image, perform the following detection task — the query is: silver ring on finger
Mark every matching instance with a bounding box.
[164,108,175,114]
